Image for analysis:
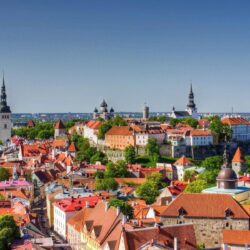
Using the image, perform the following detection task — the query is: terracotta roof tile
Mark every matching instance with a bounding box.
[106,126,133,136]
[161,193,250,219]
[174,156,192,166]
[232,147,245,163]
[223,230,250,245]
[54,120,65,129]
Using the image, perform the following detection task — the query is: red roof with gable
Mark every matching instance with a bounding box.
[222,117,250,126]
[54,196,99,212]
[68,142,76,152]
[232,147,245,163]
[86,120,102,130]
[54,120,65,129]
[174,156,192,166]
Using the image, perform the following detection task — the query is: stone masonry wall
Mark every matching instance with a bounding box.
[161,217,249,248]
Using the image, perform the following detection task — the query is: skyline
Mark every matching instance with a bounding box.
[1,1,250,113]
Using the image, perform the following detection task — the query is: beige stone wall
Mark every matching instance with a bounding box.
[161,217,249,248]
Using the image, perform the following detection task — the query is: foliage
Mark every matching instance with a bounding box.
[146,172,163,188]
[148,115,167,123]
[145,138,160,162]
[104,161,130,178]
[0,168,10,181]
[71,133,107,163]
[12,122,54,140]
[198,169,219,185]
[183,170,198,182]
[184,180,207,193]
[124,145,136,164]
[98,116,127,139]
[245,156,250,173]
[0,215,20,249]
[95,178,118,191]
[201,156,223,171]
[208,116,232,141]
[98,123,112,140]
[108,198,134,219]
[65,119,85,130]
[136,180,159,204]
[170,117,198,128]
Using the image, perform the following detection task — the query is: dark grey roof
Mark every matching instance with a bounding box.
[172,111,190,117]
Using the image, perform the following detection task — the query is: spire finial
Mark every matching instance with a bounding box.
[223,134,229,168]
[2,71,5,87]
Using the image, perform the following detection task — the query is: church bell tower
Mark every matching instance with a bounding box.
[0,75,12,143]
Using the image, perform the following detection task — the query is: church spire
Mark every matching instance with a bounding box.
[186,83,196,111]
[0,74,11,113]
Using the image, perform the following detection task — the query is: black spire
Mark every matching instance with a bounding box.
[0,74,11,113]
[187,84,196,110]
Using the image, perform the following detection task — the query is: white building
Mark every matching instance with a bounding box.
[0,76,12,143]
[174,156,193,180]
[133,125,165,146]
[185,129,214,146]
[53,197,98,239]
[83,120,103,145]
[222,116,250,141]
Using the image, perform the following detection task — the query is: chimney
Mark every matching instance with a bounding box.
[122,215,127,225]
[174,237,178,250]
[105,201,109,212]
[86,201,90,208]
[116,206,120,216]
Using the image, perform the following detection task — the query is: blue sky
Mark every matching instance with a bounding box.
[1,0,250,113]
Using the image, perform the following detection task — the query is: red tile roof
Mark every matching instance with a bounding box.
[68,142,76,152]
[232,147,245,163]
[54,120,65,129]
[123,224,197,250]
[106,126,133,136]
[86,120,102,130]
[191,129,212,136]
[161,193,250,219]
[54,196,99,212]
[223,230,250,245]
[174,156,192,166]
[222,117,250,126]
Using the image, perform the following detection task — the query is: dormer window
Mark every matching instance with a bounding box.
[178,207,187,216]
[225,208,234,218]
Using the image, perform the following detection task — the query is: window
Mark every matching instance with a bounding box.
[4,124,7,129]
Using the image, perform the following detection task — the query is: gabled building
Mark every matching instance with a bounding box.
[105,126,135,150]
[174,156,193,180]
[160,193,250,248]
[222,116,250,141]
[232,147,246,176]
[83,120,102,145]
[119,224,197,250]
[54,120,66,138]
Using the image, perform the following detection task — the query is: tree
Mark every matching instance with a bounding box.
[198,169,219,185]
[124,145,136,164]
[146,172,163,188]
[104,161,129,178]
[37,130,53,139]
[108,198,134,219]
[0,168,10,181]
[183,170,198,182]
[90,151,107,164]
[184,180,207,193]
[208,116,232,141]
[98,123,112,140]
[136,180,159,204]
[95,178,118,191]
[145,138,160,162]
[201,156,223,171]
[0,215,20,249]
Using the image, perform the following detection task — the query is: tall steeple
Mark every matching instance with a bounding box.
[186,83,197,116]
[0,74,11,113]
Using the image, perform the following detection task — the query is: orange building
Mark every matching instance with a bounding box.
[105,126,135,150]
